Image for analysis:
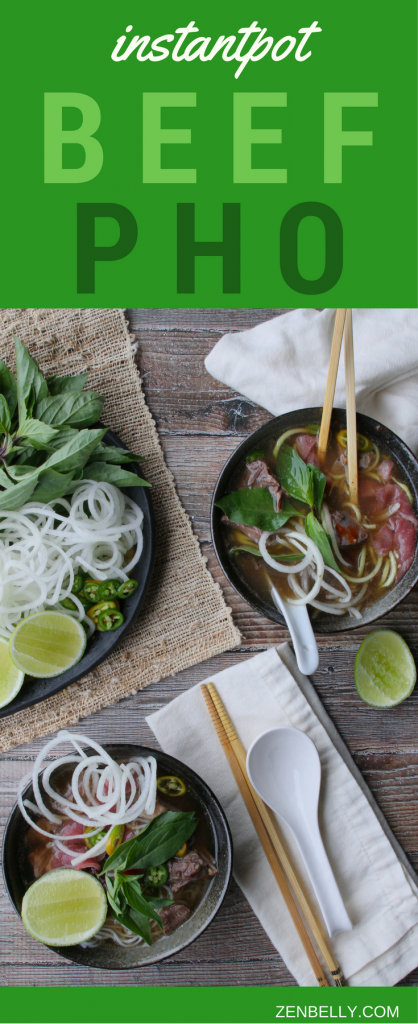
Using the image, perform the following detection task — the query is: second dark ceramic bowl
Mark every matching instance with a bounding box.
[0,428,155,719]
[2,744,233,969]
[211,407,418,633]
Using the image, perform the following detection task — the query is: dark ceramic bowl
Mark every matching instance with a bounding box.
[0,429,155,719]
[211,407,418,633]
[2,744,232,969]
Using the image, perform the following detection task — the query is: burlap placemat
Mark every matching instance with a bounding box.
[0,308,240,752]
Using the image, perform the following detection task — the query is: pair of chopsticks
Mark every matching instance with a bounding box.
[201,683,346,987]
[318,308,358,505]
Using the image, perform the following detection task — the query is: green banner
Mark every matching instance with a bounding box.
[1,985,417,1024]
[1,0,417,307]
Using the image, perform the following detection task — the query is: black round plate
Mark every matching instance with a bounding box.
[0,429,155,718]
[211,407,418,633]
[2,744,233,969]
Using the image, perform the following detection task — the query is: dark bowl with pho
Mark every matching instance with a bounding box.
[3,741,232,970]
[211,408,418,633]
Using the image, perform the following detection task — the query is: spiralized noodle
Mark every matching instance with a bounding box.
[17,730,157,868]
[0,481,144,638]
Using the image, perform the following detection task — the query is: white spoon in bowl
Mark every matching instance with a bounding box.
[246,727,352,937]
[270,584,319,676]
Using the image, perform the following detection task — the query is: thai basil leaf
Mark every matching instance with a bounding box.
[0,472,39,510]
[147,896,173,909]
[215,490,300,533]
[0,360,17,420]
[89,444,145,464]
[43,427,107,474]
[119,876,163,927]
[30,469,75,503]
[114,908,153,945]
[308,465,327,512]
[35,390,104,428]
[230,546,304,562]
[0,395,11,433]
[17,418,58,449]
[14,337,48,424]
[276,445,314,507]
[101,811,197,874]
[305,511,339,571]
[46,372,89,395]
[84,463,150,488]
[47,426,80,449]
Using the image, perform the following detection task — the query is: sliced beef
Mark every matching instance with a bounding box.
[366,483,417,580]
[295,435,317,463]
[243,460,283,509]
[221,515,263,543]
[391,513,417,580]
[372,524,394,557]
[378,458,394,482]
[331,510,368,548]
[47,820,102,874]
[168,851,216,893]
[160,903,191,935]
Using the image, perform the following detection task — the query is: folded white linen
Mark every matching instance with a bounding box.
[204,308,418,454]
[147,645,418,986]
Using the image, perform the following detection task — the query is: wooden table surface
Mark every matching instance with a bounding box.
[1,307,417,988]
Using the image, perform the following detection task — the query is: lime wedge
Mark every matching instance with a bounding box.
[10,612,86,678]
[354,630,416,708]
[0,636,25,707]
[21,868,107,946]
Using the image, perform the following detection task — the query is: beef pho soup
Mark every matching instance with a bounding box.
[14,734,217,951]
[216,421,418,624]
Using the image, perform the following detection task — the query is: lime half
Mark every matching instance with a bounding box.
[355,630,416,708]
[21,868,107,946]
[10,611,86,678]
[0,636,25,708]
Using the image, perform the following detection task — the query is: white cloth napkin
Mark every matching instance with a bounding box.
[205,308,418,454]
[146,645,418,986]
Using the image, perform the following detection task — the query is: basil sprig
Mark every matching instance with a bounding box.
[102,810,198,944]
[215,490,300,533]
[101,810,197,875]
[276,444,326,511]
[305,511,339,571]
[0,337,150,507]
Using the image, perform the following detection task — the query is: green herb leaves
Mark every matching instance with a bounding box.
[305,511,339,571]
[101,810,198,944]
[101,811,197,874]
[276,445,327,512]
[215,490,299,533]
[0,338,150,505]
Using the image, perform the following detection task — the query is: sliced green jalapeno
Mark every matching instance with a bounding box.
[144,864,169,887]
[60,597,77,611]
[98,579,120,601]
[83,580,102,603]
[71,573,85,595]
[117,579,139,599]
[97,609,124,631]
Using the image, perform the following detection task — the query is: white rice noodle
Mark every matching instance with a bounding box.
[0,481,144,638]
[17,730,157,868]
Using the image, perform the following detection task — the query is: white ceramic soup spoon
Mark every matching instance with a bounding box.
[246,727,352,937]
[270,585,319,676]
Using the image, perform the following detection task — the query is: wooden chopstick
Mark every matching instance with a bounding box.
[318,309,347,457]
[200,686,329,987]
[344,309,358,505]
[200,685,329,987]
[204,682,346,987]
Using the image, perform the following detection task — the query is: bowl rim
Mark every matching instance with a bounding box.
[0,426,156,719]
[2,743,233,971]
[211,406,418,634]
